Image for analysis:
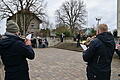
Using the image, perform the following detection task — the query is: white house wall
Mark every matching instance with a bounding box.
[117,0,120,36]
[27,18,40,34]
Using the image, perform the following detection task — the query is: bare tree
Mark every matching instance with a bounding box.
[0,0,47,35]
[56,0,87,33]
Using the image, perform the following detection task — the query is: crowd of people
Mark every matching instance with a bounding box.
[31,37,49,48]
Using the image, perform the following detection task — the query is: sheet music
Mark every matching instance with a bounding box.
[26,34,32,40]
[80,44,87,51]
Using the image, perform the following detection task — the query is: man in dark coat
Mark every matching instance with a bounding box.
[31,37,37,48]
[60,33,64,42]
[83,24,115,80]
[76,32,81,47]
[0,20,35,80]
[0,34,2,39]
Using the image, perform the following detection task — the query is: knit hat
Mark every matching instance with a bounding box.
[6,20,20,33]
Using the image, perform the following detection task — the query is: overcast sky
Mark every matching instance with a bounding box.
[0,0,117,34]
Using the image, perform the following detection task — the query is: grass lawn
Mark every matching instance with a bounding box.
[53,42,83,52]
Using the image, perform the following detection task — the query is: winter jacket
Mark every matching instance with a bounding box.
[83,32,115,80]
[0,33,35,80]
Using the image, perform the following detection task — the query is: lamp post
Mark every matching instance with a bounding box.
[96,17,101,27]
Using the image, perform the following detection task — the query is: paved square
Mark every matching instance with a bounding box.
[29,48,120,80]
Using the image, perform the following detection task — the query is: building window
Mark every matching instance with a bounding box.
[31,23,34,28]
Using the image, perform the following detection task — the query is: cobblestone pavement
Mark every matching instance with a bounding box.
[29,48,120,80]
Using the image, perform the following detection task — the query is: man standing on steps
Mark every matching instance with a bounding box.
[76,32,81,47]
[0,20,35,80]
[83,24,115,80]
[60,33,64,42]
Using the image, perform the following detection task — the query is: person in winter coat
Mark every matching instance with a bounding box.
[83,24,115,80]
[44,38,49,47]
[31,37,37,48]
[76,32,81,47]
[0,34,2,39]
[60,33,64,42]
[0,20,35,80]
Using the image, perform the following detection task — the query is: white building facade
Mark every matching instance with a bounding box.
[117,0,120,36]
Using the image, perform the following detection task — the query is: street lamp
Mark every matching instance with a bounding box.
[96,17,101,26]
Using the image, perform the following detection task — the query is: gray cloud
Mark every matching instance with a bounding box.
[86,0,117,31]
[46,0,117,31]
[0,0,117,34]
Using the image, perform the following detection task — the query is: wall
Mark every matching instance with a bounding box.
[27,18,40,36]
[117,0,120,36]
